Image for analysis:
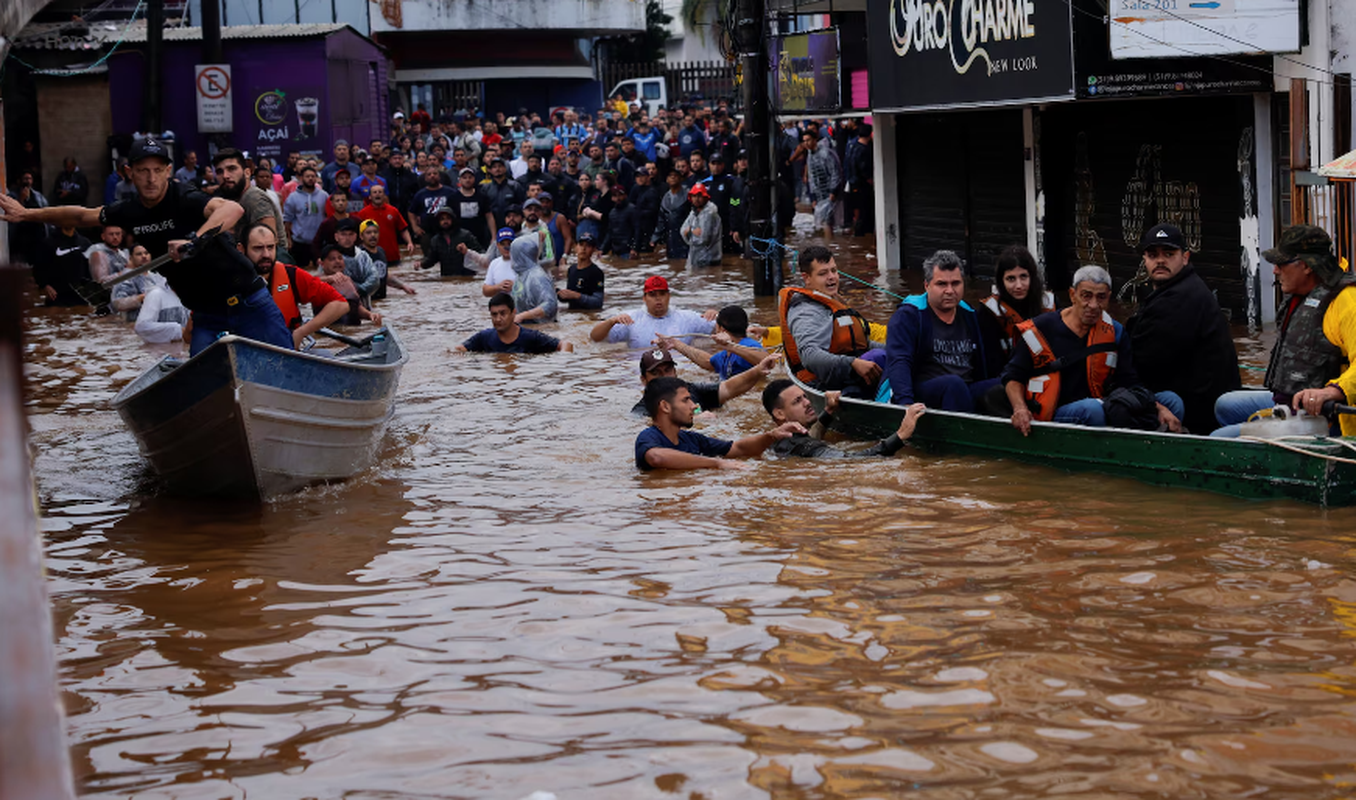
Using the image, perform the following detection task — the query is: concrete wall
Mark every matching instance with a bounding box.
[370,0,644,35]
[37,74,112,206]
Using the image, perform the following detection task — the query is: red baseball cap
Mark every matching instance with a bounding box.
[643,276,670,293]
[688,183,709,198]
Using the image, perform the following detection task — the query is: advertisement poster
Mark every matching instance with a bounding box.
[251,86,324,162]
[866,0,1075,111]
[774,30,842,112]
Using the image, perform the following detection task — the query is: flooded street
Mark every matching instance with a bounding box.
[24,234,1356,799]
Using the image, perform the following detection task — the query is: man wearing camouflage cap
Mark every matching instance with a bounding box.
[1212,225,1356,436]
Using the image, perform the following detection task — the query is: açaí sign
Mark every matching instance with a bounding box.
[867,0,1075,111]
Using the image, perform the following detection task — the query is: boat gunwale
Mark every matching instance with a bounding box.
[110,327,407,412]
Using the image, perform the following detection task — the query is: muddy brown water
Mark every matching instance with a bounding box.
[22,231,1356,799]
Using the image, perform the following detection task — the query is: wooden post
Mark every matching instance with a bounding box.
[1291,77,1309,226]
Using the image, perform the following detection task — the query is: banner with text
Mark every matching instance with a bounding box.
[774,30,842,113]
[250,86,325,162]
[866,0,1075,111]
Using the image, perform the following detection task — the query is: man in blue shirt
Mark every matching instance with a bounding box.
[654,305,766,380]
[635,377,802,471]
[627,118,660,162]
[456,292,574,354]
[678,114,707,160]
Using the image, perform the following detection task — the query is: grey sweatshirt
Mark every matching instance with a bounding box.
[785,294,883,390]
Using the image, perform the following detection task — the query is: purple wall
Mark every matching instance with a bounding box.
[108,29,386,167]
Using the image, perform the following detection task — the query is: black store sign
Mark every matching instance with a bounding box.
[867,0,1076,111]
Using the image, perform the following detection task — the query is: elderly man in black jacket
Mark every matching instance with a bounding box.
[1126,223,1241,433]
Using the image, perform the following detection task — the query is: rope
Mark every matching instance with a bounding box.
[1239,436,1356,466]
[748,236,910,302]
[5,0,146,77]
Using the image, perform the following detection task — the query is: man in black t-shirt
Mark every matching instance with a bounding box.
[455,293,573,354]
[453,167,495,248]
[557,231,605,310]
[0,136,292,356]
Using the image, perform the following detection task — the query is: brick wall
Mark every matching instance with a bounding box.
[37,74,112,207]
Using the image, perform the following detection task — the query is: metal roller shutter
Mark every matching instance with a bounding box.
[1040,95,1254,316]
[897,110,1027,277]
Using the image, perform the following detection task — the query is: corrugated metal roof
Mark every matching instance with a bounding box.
[12,20,358,51]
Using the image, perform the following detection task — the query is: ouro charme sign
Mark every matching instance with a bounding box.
[867,0,1074,111]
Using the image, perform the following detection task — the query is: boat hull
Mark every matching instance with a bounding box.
[794,376,1356,506]
[113,331,405,499]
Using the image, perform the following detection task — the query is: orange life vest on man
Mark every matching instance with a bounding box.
[268,262,303,330]
[1016,311,1119,421]
[778,287,872,384]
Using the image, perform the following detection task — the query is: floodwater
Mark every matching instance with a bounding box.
[22,229,1356,799]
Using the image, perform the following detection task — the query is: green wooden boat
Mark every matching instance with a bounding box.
[792,376,1356,507]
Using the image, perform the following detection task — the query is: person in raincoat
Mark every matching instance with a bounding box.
[680,183,722,268]
[509,235,558,324]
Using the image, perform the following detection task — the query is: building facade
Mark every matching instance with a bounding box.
[862,0,1353,327]
[370,0,646,116]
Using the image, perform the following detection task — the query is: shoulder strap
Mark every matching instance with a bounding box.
[284,264,302,312]
[1032,341,1119,376]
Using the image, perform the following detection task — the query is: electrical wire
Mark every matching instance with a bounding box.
[1060,0,1345,88]
[5,0,146,77]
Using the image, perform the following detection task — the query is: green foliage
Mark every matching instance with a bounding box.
[610,0,674,64]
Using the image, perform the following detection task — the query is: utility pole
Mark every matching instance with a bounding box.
[202,0,223,64]
[144,0,165,134]
[738,0,778,294]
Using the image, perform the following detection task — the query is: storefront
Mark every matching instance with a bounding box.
[105,24,389,165]
[864,0,1288,323]
[864,0,1077,280]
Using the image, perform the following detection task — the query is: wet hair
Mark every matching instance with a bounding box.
[488,292,515,311]
[319,244,344,261]
[922,250,965,283]
[1071,265,1113,290]
[993,244,1046,320]
[799,245,832,273]
[643,376,689,418]
[761,378,795,416]
[211,148,247,170]
[330,189,350,202]
[715,305,749,338]
[299,166,318,177]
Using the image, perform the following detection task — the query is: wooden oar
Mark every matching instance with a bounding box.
[72,226,220,310]
[316,327,386,349]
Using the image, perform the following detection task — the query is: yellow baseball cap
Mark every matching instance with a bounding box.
[359,219,380,234]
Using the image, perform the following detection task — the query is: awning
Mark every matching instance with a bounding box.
[1318,149,1356,180]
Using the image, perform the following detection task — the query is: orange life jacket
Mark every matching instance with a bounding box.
[269,262,303,330]
[982,296,1025,355]
[1016,311,1119,421]
[778,287,872,384]
[984,291,1057,354]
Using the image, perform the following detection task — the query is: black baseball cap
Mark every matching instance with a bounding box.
[1138,223,1187,252]
[335,218,360,232]
[129,136,171,164]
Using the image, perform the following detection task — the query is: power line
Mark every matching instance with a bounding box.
[1061,0,1344,89]
[5,0,147,77]
[1119,1,1336,78]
